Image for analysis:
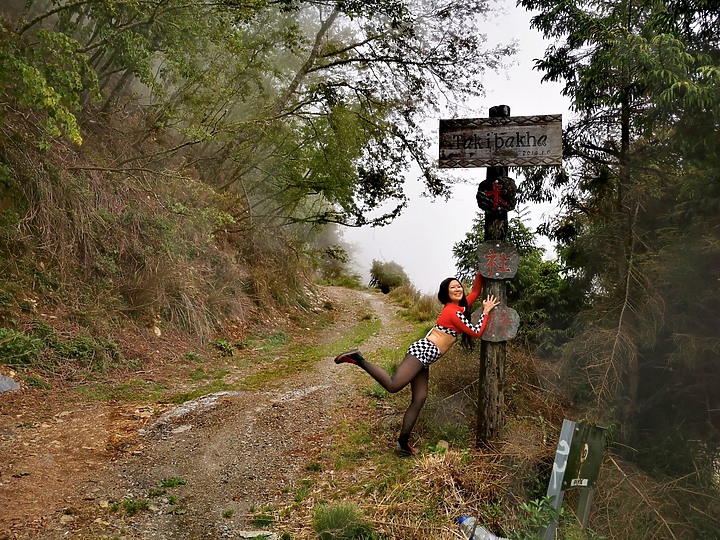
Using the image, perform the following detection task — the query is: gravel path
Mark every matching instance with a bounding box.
[0,286,411,540]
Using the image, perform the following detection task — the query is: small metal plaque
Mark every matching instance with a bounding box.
[562,423,606,491]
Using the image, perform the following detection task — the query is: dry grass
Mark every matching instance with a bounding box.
[273,320,712,540]
[273,338,537,539]
[278,416,513,539]
[405,293,441,324]
[387,284,420,309]
[360,450,509,539]
[0,111,308,349]
[585,455,720,540]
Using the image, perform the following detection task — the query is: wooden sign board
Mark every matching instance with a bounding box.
[472,305,519,342]
[477,243,519,279]
[439,114,562,167]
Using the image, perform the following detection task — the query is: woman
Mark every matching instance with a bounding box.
[334,272,499,455]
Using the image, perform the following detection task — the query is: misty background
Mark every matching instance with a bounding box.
[343,2,570,293]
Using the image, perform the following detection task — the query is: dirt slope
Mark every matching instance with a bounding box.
[0,286,412,540]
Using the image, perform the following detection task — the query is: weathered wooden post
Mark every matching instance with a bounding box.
[438,108,563,445]
[477,105,511,443]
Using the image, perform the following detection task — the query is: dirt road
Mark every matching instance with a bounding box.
[0,286,412,539]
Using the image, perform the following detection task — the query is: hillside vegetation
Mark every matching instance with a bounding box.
[0,0,509,354]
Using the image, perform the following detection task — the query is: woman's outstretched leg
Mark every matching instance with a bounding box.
[335,350,426,455]
[397,367,429,455]
[334,350,424,393]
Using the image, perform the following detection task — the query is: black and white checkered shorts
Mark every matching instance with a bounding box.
[407,338,442,368]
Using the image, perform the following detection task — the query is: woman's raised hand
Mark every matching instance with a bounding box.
[482,294,500,314]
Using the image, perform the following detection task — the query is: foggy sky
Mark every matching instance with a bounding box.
[342,2,570,294]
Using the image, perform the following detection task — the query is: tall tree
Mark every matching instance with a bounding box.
[196,0,515,228]
[8,0,513,228]
[518,0,720,472]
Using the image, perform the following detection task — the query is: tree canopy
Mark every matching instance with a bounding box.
[2,0,514,229]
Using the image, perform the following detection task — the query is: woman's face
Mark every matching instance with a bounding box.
[448,280,464,304]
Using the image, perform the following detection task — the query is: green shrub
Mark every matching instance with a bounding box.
[312,503,376,540]
[211,338,235,357]
[369,260,409,294]
[0,320,128,374]
[508,496,563,540]
[119,497,149,516]
[24,376,51,389]
[403,293,439,323]
[159,477,187,488]
[53,333,124,373]
[184,351,206,363]
[328,273,364,289]
[0,288,15,307]
[251,513,274,527]
[0,328,44,365]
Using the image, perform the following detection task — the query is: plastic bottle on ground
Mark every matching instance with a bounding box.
[458,516,505,540]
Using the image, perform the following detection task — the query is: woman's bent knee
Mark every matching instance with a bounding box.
[411,394,427,407]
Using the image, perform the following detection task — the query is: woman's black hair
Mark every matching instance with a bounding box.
[438,277,468,308]
[438,277,475,351]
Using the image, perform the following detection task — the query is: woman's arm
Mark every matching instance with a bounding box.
[465,271,483,306]
[452,294,500,338]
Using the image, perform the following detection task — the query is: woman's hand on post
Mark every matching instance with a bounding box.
[482,295,500,314]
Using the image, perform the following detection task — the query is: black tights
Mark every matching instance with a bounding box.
[357,354,428,440]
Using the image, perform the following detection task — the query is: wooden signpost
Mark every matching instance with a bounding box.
[439,108,605,538]
[438,106,562,444]
[439,114,563,167]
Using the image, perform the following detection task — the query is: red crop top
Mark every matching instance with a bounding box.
[433,272,489,338]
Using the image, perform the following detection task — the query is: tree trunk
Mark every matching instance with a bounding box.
[618,91,639,431]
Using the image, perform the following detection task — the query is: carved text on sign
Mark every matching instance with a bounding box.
[472,305,519,342]
[439,114,563,167]
[477,243,519,279]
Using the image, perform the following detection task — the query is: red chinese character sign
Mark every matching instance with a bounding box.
[477,243,519,279]
[476,242,520,341]
[471,305,520,342]
[476,176,517,213]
